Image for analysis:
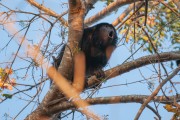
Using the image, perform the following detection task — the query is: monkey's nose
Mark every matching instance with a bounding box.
[108,31,114,38]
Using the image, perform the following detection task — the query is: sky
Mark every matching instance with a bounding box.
[0,0,178,120]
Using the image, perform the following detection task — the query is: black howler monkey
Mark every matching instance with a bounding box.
[53,23,117,92]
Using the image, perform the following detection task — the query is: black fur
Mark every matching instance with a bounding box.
[53,23,117,78]
[80,23,117,76]
[52,45,66,69]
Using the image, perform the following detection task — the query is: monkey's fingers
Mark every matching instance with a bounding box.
[93,69,105,79]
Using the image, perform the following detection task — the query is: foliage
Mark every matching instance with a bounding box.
[120,0,180,53]
[164,104,180,120]
[100,0,114,5]
[0,67,16,91]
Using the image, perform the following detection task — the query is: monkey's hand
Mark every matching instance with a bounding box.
[93,69,105,79]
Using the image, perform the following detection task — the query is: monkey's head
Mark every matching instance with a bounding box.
[92,23,117,50]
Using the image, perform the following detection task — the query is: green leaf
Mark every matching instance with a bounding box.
[142,36,149,41]
[2,94,12,99]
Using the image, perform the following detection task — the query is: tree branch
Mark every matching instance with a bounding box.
[172,0,180,9]
[26,0,68,27]
[134,65,180,120]
[48,94,180,114]
[85,0,143,26]
[112,1,143,27]
[88,51,180,87]
[47,51,180,113]
[24,0,89,119]
[158,0,180,17]
[26,0,99,27]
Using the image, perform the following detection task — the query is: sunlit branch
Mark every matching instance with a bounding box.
[134,66,180,120]
[85,0,144,26]
[112,1,143,27]
[26,0,68,27]
[48,94,180,114]
[88,51,180,87]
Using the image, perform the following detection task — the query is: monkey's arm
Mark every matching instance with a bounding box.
[73,51,86,93]
[93,45,116,79]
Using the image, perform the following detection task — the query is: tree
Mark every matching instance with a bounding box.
[0,0,180,120]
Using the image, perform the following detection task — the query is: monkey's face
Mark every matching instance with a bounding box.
[92,24,117,50]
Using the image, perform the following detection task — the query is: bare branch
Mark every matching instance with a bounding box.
[25,0,100,119]
[48,94,180,114]
[85,0,144,26]
[112,1,143,27]
[88,51,180,87]
[26,0,68,26]
[47,51,180,111]
[158,0,180,17]
[134,66,180,120]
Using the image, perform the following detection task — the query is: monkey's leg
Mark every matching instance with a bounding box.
[73,51,86,93]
